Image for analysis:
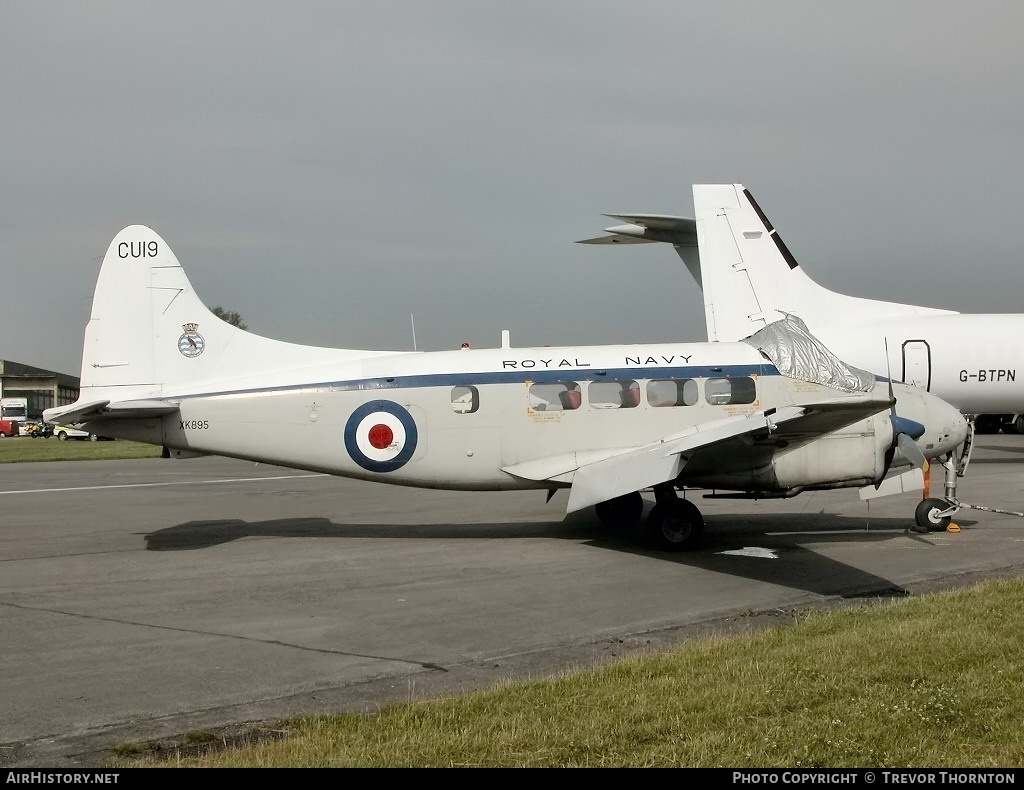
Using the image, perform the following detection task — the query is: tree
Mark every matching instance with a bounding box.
[211,306,248,330]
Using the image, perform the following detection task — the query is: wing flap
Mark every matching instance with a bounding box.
[501,453,582,484]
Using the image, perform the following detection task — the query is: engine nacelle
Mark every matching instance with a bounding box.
[771,421,883,488]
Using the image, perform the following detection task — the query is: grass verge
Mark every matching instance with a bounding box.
[0,437,162,463]
[115,577,1024,768]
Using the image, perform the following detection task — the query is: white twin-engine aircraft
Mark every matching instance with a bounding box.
[44,226,968,551]
[579,183,1024,432]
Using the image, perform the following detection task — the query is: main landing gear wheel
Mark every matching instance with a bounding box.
[595,491,644,529]
[647,498,705,551]
[914,498,951,533]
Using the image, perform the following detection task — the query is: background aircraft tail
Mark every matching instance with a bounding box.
[580,185,957,342]
[70,225,388,407]
[691,184,956,341]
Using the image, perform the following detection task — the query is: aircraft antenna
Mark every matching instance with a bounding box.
[410,314,417,351]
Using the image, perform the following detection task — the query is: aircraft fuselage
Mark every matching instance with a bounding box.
[811,314,1024,414]
[82,341,962,496]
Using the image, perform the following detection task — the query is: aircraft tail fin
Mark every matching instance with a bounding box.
[693,184,829,341]
[581,185,957,343]
[70,225,389,407]
[692,184,957,341]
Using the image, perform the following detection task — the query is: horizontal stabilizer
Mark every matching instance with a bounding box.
[43,400,111,425]
[44,399,179,425]
[575,232,653,246]
[577,214,696,246]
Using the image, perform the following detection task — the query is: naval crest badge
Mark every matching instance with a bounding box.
[178,323,206,358]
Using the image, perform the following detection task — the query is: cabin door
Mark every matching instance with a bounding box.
[901,340,932,391]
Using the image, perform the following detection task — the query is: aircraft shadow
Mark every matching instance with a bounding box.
[144,517,575,551]
[583,510,967,599]
[143,509,962,599]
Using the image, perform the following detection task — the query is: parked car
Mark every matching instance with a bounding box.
[53,425,113,442]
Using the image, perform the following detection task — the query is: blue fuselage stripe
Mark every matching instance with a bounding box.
[168,364,776,401]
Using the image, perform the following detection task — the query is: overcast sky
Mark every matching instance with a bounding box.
[4,2,1023,376]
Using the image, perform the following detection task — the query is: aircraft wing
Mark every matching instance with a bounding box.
[43,399,179,425]
[503,396,891,513]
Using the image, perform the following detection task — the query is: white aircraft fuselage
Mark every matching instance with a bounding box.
[581,184,1024,418]
[89,340,959,496]
[812,315,1022,415]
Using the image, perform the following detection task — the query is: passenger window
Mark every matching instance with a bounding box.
[588,379,640,409]
[705,377,756,406]
[621,381,640,408]
[647,378,699,407]
[451,385,479,414]
[529,382,581,411]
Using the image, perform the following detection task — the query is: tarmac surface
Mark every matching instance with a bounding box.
[2,434,1023,767]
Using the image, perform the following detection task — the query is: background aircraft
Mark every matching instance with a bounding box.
[579,184,1024,437]
[45,225,968,548]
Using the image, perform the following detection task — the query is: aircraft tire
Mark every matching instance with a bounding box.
[914,498,951,532]
[595,492,644,529]
[647,499,704,551]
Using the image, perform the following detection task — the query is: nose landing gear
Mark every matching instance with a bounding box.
[912,421,1024,531]
[912,420,974,536]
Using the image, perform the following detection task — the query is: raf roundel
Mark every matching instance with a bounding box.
[344,400,418,472]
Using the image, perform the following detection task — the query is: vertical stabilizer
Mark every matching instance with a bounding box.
[77,225,388,405]
[81,225,203,396]
[692,184,956,342]
[693,184,820,341]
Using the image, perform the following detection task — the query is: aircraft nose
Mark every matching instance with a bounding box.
[917,392,969,458]
[890,385,968,466]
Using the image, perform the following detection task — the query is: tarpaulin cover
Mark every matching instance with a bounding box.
[742,314,875,393]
